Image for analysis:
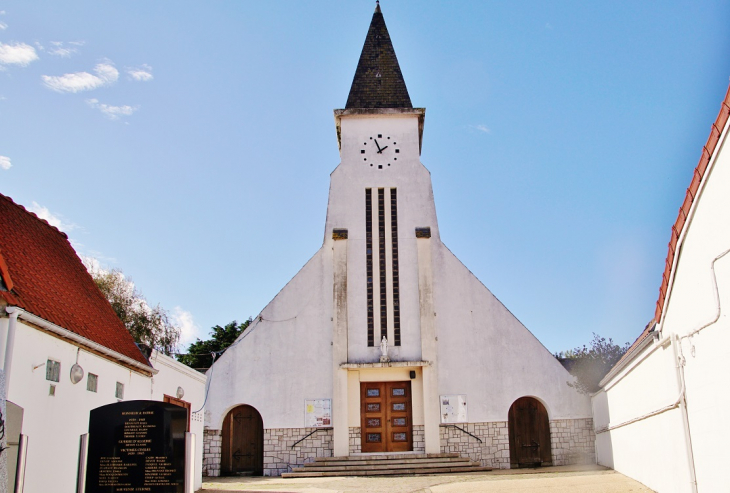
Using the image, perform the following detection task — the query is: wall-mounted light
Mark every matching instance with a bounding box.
[70,363,84,384]
[176,386,185,399]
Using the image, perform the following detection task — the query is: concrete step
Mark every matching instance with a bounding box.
[306,457,472,467]
[282,465,492,478]
[295,460,479,472]
[313,452,459,462]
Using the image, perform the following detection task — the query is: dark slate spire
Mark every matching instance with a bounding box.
[345,3,413,109]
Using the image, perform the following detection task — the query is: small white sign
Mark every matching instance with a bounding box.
[440,394,468,423]
[304,399,332,428]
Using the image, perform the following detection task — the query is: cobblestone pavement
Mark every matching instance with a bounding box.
[200,465,654,493]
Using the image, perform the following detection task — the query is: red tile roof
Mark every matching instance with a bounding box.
[0,194,150,368]
[620,82,730,363]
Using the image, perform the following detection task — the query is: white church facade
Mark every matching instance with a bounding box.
[204,4,593,477]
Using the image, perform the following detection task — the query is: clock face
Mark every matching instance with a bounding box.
[360,134,400,169]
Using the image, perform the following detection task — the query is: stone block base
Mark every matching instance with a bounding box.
[202,428,222,477]
[439,418,596,469]
[264,427,334,476]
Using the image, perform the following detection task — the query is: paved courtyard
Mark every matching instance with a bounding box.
[200,465,654,493]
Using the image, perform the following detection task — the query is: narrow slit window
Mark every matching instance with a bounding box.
[390,188,401,346]
[378,188,387,341]
[365,188,374,346]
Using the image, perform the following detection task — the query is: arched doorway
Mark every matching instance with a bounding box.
[221,405,264,476]
[508,397,552,468]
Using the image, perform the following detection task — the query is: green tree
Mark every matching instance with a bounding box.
[177,319,252,371]
[87,263,180,355]
[555,333,630,394]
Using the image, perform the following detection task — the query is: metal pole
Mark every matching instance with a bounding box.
[13,434,28,493]
[76,434,89,493]
[185,432,195,493]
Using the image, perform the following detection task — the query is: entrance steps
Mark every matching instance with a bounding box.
[282,453,492,478]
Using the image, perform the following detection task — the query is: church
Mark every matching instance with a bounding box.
[203,3,593,477]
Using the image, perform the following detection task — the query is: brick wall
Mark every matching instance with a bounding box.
[439,419,596,469]
[264,427,333,476]
[349,427,361,455]
[549,418,596,466]
[440,422,511,469]
[202,428,222,477]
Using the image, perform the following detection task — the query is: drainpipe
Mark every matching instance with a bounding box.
[4,306,19,394]
[672,333,698,493]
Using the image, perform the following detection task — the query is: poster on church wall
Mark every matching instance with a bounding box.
[304,399,332,428]
[440,394,468,423]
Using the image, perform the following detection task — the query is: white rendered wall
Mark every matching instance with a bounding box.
[594,119,730,492]
[659,123,730,492]
[432,242,592,422]
[148,350,207,491]
[0,318,206,493]
[593,342,690,493]
[328,114,438,363]
[205,250,334,430]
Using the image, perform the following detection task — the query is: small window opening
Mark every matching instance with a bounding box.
[46,359,60,382]
[115,381,125,399]
[87,373,98,393]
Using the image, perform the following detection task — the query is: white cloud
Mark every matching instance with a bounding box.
[0,155,11,170]
[42,61,119,93]
[127,64,153,82]
[28,201,78,232]
[48,40,83,58]
[86,98,139,120]
[172,307,204,349]
[0,22,7,31]
[0,42,39,66]
[473,124,491,134]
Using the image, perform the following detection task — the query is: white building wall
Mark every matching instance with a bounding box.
[432,243,592,421]
[205,250,333,430]
[594,114,730,492]
[659,123,730,492]
[1,318,207,493]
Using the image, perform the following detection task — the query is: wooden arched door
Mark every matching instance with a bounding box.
[508,397,552,468]
[221,405,264,476]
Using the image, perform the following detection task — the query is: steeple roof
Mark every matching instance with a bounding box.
[345,2,412,109]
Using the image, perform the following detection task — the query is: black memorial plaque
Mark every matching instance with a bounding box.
[85,400,187,493]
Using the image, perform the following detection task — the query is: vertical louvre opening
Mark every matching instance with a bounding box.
[378,188,387,342]
[390,188,401,346]
[366,188,374,346]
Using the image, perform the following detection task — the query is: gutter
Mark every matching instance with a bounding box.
[598,331,658,389]
[5,306,157,376]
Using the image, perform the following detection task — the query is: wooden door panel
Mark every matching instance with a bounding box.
[222,405,264,475]
[508,397,552,468]
[360,381,412,453]
[361,383,386,452]
[385,382,412,452]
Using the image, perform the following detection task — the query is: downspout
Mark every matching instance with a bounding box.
[672,333,698,493]
[4,306,19,394]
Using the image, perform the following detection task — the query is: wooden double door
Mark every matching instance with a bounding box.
[221,405,264,475]
[360,381,413,453]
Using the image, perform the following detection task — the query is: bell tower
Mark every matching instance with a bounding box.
[329,1,441,456]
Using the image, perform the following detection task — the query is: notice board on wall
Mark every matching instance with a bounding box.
[440,395,468,424]
[304,399,332,428]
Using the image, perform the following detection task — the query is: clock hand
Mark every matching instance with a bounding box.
[374,139,382,152]
[379,145,388,152]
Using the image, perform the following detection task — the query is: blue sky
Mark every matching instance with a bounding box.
[1,1,728,354]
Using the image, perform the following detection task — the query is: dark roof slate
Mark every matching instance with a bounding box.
[345,3,412,109]
[0,193,150,368]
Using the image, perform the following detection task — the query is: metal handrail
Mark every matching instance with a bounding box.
[290,428,331,449]
[445,424,482,443]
